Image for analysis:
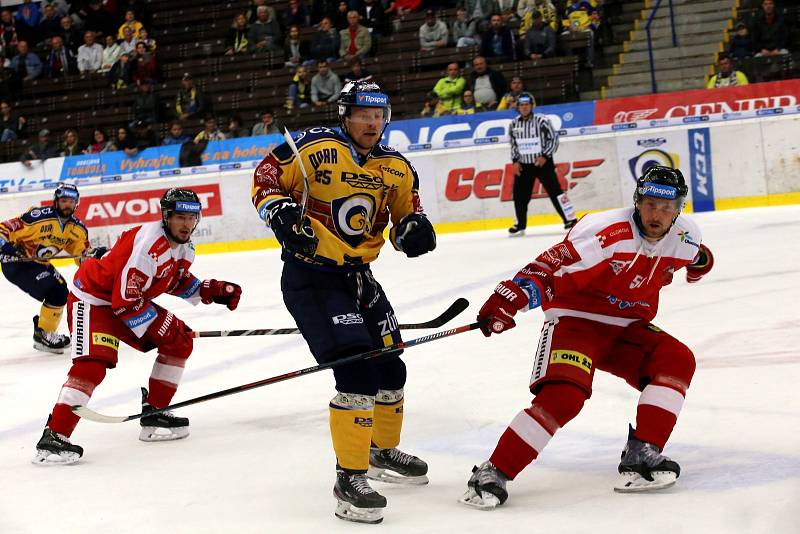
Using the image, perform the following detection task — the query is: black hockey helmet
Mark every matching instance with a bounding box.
[337,80,391,148]
[633,165,688,205]
[160,188,201,241]
[53,182,79,218]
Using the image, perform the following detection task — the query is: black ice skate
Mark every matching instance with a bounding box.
[614,425,680,493]
[458,461,509,510]
[334,465,387,524]
[32,427,83,465]
[139,388,190,442]
[32,315,70,354]
[508,225,526,237]
[367,445,429,485]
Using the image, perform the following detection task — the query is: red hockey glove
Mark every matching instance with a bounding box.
[200,279,242,310]
[145,308,192,358]
[477,280,529,337]
[686,244,714,283]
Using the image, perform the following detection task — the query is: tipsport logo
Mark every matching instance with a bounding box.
[628,148,680,182]
[356,92,388,106]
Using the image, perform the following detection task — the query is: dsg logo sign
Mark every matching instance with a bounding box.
[628,148,680,182]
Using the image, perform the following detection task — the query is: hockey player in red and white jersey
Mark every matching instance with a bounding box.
[460,166,714,508]
[33,188,242,465]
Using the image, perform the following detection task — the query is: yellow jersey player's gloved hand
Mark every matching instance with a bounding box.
[266,199,319,257]
[391,214,436,258]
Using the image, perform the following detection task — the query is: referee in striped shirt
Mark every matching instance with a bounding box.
[508,93,577,236]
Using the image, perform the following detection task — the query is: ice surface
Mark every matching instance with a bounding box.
[1,206,798,534]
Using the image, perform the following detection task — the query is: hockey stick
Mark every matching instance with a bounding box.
[191,297,469,338]
[72,317,485,424]
[283,128,314,238]
[0,254,83,263]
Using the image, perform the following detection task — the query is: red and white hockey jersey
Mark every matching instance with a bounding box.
[514,207,702,326]
[71,222,202,337]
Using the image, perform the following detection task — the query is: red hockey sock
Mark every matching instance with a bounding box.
[49,360,107,437]
[634,377,687,449]
[146,353,188,408]
[490,382,587,479]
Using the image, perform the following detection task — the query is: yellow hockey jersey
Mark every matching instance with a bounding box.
[252,127,423,268]
[0,205,89,263]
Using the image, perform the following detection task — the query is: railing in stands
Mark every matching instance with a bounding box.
[646,0,678,93]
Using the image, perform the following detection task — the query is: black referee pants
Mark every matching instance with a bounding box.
[512,157,567,227]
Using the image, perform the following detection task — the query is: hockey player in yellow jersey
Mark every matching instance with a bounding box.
[251,81,437,524]
[0,183,98,353]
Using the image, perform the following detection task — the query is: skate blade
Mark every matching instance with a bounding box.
[334,500,384,524]
[614,471,677,493]
[458,488,501,510]
[367,466,429,486]
[33,342,64,355]
[508,230,526,238]
[31,449,80,466]
[139,426,189,442]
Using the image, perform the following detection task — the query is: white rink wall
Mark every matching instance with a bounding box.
[0,114,798,249]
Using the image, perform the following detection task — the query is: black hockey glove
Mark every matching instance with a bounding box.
[0,239,22,263]
[391,213,436,258]
[266,199,318,257]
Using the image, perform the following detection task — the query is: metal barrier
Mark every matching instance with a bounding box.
[646,0,678,93]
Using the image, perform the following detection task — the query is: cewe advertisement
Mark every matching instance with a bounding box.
[595,79,800,124]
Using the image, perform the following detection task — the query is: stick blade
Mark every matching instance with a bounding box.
[71,405,129,424]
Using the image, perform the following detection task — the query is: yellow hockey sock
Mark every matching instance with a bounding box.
[372,389,404,449]
[329,392,375,471]
[38,303,64,333]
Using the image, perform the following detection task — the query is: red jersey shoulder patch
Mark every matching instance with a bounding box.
[596,221,633,249]
[147,236,170,259]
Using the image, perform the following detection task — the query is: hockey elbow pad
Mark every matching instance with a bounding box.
[686,244,714,283]
[391,213,436,258]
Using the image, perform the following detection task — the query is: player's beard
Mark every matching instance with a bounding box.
[55,206,74,219]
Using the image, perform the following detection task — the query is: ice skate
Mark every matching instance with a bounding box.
[367,446,429,485]
[139,388,190,442]
[334,465,387,524]
[32,428,83,465]
[32,315,70,354]
[459,461,509,510]
[508,225,526,237]
[614,425,680,493]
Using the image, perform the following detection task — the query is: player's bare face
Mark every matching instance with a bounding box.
[637,197,680,240]
[56,198,77,218]
[347,107,385,152]
[167,212,199,245]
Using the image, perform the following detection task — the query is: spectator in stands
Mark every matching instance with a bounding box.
[58,16,82,54]
[360,0,389,38]
[9,41,42,81]
[468,55,507,109]
[518,0,558,32]
[176,73,208,122]
[225,13,250,55]
[0,100,26,143]
[117,9,144,40]
[248,6,282,54]
[287,65,313,110]
[99,34,121,73]
[60,128,80,156]
[118,26,137,56]
[42,1,69,18]
[561,1,595,67]
[433,62,466,113]
[590,6,613,58]
[84,0,116,40]
[114,126,138,157]
[133,120,159,150]
[85,128,114,153]
[46,35,78,78]
[456,89,484,114]
[497,76,531,110]
[162,120,191,146]
[21,129,59,167]
[194,115,226,143]
[333,2,350,31]
[15,0,41,45]
[225,115,248,138]
[131,41,158,84]
[339,10,372,61]
[458,0,500,31]
[77,30,103,73]
[251,109,280,136]
[730,22,754,60]
[283,0,310,28]
[343,56,373,83]
[481,13,516,60]
[108,52,133,88]
[284,24,311,68]
[707,52,749,88]
[385,0,423,22]
[133,79,160,125]
[138,28,156,52]
[311,60,343,108]
[1,10,19,53]
[751,0,789,56]
[419,10,448,51]
[420,91,447,117]
[452,7,479,48]
[312,0,339,26]
[38,4,62,49]
[523,10,556,59]
[499,0,520,24]
[246,0,273,24]
[311,17,340,63]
